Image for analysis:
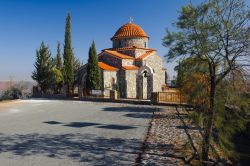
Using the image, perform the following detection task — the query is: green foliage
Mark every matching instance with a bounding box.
[52,42,63,93]
[31,42,53,93]
[63,13,74,95]
[86,41,101,91]
[213,79,250,157]
[175,57,208,87]
[52,68,63,85]
[1,87,22,100]
[55,42,62,70]
[163,0,250,161]
[176,56,250,159]
[73,55,82,85]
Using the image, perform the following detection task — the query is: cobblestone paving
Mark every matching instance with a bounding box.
[140,106,202,166]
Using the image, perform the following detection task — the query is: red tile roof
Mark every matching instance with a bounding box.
[98,62,118,71]
[111,23,148,40]
[99,49,155,61]
[103,50,134,59]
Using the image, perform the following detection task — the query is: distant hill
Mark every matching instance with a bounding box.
[0,82,10,90]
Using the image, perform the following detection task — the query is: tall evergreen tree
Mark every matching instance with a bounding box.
[63,13,74,96]
[55,42,62,70]
[86,41,101,91]
[32,42,53,93]
[53,42,63,93]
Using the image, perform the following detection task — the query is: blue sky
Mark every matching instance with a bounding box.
[0,0,226,81]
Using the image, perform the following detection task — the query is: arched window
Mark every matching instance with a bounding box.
[143,70,148,78]
[144,42,147,48]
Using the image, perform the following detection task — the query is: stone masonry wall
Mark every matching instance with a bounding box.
[122,59,134,66]
[113,37,148,49]
[118,49,147,58]
[102,70,117,90]
[125,70,137,98]
[118,70,126,98]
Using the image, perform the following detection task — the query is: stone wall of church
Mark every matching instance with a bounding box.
[134,49,147,58]
[118,49,147,58]
[98,53,122,69]
[125,70,137,98]
[102,70,117,90]
[118,70,126,98]
[113,37,148,49]
[122,59,134,66]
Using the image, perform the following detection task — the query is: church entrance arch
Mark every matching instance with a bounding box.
[136,66,153,99]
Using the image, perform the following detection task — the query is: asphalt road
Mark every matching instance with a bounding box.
[0,99,155,166]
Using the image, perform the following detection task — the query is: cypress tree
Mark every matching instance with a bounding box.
[55,41,62,70]
[53,42,63,93]
[86,41,101,92]
[63,13,74,96]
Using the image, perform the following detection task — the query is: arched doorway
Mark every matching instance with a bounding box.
[136,66,153,99]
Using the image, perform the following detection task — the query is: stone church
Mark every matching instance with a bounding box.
[78,21,166,99]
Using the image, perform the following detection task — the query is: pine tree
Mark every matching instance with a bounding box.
[63,13,74,96]
[163,0,250,161]
[86,41,101,92]
[32,42,53,93]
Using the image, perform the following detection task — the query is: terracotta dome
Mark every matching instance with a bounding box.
[111,22,148,40]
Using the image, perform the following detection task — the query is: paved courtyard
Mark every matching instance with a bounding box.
[0,99,156,166]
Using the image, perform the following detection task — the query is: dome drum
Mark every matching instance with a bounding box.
[113,37,148,49]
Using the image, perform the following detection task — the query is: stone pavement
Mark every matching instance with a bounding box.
[140,106,202,166]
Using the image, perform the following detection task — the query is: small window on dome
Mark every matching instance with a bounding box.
[144,42,147,48]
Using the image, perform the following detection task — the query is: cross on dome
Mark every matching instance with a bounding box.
[129,17,134,23]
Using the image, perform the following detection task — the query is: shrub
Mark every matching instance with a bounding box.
[1,87,22,100]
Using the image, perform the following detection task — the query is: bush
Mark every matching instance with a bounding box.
[1,87,22,100]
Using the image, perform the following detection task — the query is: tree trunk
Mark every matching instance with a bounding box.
[201,65,216,163]
[67,84,71,97]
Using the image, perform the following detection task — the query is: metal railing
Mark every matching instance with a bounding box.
[151,91,187,104]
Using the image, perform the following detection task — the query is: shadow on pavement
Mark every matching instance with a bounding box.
[102,106,160,121]
[97,124,137,130]
[102,106,157,113]
[43,121,63,125]
[124,113,152,119]
[0,133,141,165]
[64,122,101,128]
[43,121,138,130]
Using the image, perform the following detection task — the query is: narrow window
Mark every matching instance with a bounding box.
[144,42,147,48]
